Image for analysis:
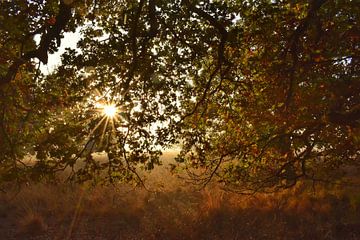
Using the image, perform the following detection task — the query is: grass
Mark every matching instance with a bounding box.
[0,153,359,239]
[1,183,359,239]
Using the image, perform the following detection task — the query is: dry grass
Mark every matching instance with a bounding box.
[17,211,47,237]
[0,181,359,240]
[0,154,359,239]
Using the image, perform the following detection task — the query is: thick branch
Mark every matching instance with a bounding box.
[182,0,228,64]
[180,1,229,120]
[182,0,227,37]
[284,0,328,108]
[25,1,72,64]
[120,0,146,97]
[0,1,73,87]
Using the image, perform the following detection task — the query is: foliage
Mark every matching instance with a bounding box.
[0,0,359,192]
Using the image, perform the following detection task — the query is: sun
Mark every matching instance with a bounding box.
[102,104,117,118]
[103,104,117,117]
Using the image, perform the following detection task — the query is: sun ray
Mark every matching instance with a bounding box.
[86,96,123,151]
[100,117,110,147]
[110,117,116,133]
[89,115,107,136]
[112,115,120,123]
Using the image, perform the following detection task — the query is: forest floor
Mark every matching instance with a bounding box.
[1,153,360,240]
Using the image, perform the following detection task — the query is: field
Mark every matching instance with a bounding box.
[1,153,360,240]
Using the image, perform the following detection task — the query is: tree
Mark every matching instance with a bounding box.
[0,0,359,192]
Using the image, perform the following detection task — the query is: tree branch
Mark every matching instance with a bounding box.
[328,104,360,126]
[0,1,73,88]
[284,0,328,109]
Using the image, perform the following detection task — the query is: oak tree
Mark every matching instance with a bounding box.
[0,0,359,192]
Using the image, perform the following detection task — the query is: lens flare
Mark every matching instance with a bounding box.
[102,104,117,118]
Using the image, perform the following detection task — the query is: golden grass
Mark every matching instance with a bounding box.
[0,154,359,239]
[0,181,359,240]
[17,211,48,237]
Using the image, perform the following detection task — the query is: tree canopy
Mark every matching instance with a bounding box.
[0,0,359,192]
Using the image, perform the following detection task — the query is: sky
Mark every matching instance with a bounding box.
[35,30,82,74]
[34,28,180,155]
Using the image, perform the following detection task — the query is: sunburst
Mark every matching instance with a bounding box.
[93,102,120,146]
[83,89,129,152]
[102,104,117,118]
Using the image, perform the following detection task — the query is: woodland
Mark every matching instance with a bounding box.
[0,0,359,194]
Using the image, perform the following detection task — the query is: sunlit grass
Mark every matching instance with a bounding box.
[2,181,360,239]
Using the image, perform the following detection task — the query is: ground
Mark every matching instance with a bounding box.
[1,153,360,239]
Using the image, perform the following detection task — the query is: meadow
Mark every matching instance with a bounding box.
[1,153,359,240]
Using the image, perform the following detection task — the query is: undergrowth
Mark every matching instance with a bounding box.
[0,180,359,240]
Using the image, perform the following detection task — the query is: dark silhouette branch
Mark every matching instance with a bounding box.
[328,104,360,126]
[181,64,221,121]
[0,1,73,88]
[182,0,228,65]
[180,0,229,120]
[284,0,328,109]
[121,0,145,97]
